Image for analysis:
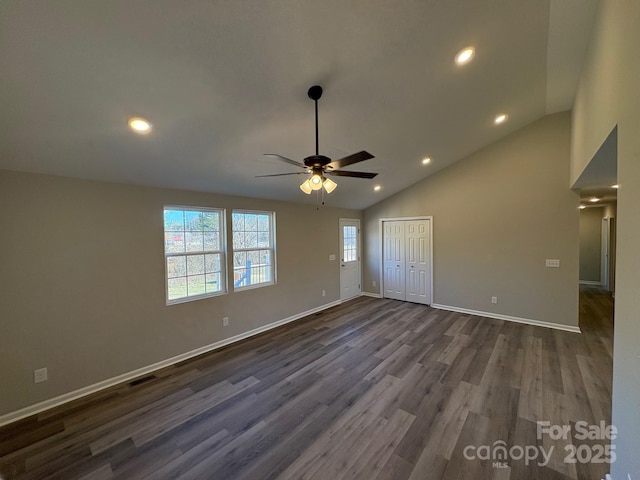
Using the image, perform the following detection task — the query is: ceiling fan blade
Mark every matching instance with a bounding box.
[255,172,308,178]
[326,151,374,170]
[264,154,306,168]
[326,170,378,179]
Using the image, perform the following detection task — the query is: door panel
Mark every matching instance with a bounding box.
[383,221,405,300]
[405,220,430,304]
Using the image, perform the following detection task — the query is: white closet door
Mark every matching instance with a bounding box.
[383,221,405,300]
[383,218,432,305]
[405,219,431,305]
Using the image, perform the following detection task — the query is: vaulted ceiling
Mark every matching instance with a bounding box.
[0,0,599,209]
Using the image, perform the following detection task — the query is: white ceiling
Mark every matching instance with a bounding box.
[0,0,599,210]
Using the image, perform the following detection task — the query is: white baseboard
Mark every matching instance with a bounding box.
[431,304,581,334]
[579,280,603,286]
[0,299,343,428]
[361,291,382,298]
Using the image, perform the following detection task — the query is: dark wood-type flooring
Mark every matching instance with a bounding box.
[0,287,614,479]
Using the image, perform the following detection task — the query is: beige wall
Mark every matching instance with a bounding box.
[363,112,579,328]
[0,170,360,416]
[571,1,640,476]
[579,207,603,282]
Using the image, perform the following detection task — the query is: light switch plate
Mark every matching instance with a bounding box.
[329,254,336,261]
[546,259,560,268]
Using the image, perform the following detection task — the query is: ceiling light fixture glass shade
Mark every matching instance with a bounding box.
[589,197,600,203]
[300,179,312,194]
[310,173,323,191]
[323,177,337,193]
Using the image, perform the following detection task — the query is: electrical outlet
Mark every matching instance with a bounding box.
[322,290,326,297]
[491,296,498,304]
[372,280,376,287]
[34,368,48,383]
[329,254,336,261]
[223,317,229,327]
[546,259,560,268]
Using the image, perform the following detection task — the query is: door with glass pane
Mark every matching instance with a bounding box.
[340,219,361,300]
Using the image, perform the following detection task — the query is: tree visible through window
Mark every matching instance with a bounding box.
[164,207,225,303]
[232,211,275,289]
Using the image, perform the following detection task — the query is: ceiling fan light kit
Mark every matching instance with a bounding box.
[259,85,378,198]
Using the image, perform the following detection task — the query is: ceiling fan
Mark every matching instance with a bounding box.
[258,85,377,194]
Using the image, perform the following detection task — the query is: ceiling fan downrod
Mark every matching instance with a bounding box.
[307,85,323,156]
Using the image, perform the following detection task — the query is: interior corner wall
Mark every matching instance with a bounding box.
[363,111,579,328]
[0,170,360,417]
[571,1,640,476]
[579,207,604,283]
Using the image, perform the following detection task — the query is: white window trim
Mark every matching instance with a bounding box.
[232,210,277,291]
[164,205,227,305]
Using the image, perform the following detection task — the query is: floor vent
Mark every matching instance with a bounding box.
[129,375,157,387]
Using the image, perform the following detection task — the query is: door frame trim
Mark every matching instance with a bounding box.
[379,216,433,304]
[339,218,362,300]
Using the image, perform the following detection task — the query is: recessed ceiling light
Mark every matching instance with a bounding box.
[579,205,586,209]
[494,113,508,125]
[612,184,619,189]
[589,197,600,203]
[455,47,475,65]
[128,117,152,134]
[422,157,431,165]
[373,185,382,192]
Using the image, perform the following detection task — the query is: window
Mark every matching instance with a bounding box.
[232,210,275,289]
[343,225,358,262]
[164,206,225,304]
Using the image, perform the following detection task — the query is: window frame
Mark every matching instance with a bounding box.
[231,209,277,291]
[163,205,227,305]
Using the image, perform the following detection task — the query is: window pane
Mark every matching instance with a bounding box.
[232,213,244,231]
[168,277,187,300]
[234,251,247,268]
[187,255,205,275]
[205,253,220,273]
[185,211,203,230]
[233,231,244,249]
[165,232,185,254]
[257,214,269,231]
[245,231,258,248]
[187,275,206,296]
[206,273,220,293]
[164,209,184,231]
[185,231,204,253]
[202,212,218,231]
[343,225,357,263]
[204,232,219,251]
[167,256,186,278]
[257,232,269,248]
[245,214,257,231]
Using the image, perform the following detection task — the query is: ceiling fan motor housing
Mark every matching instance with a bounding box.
[304,154,332,169]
